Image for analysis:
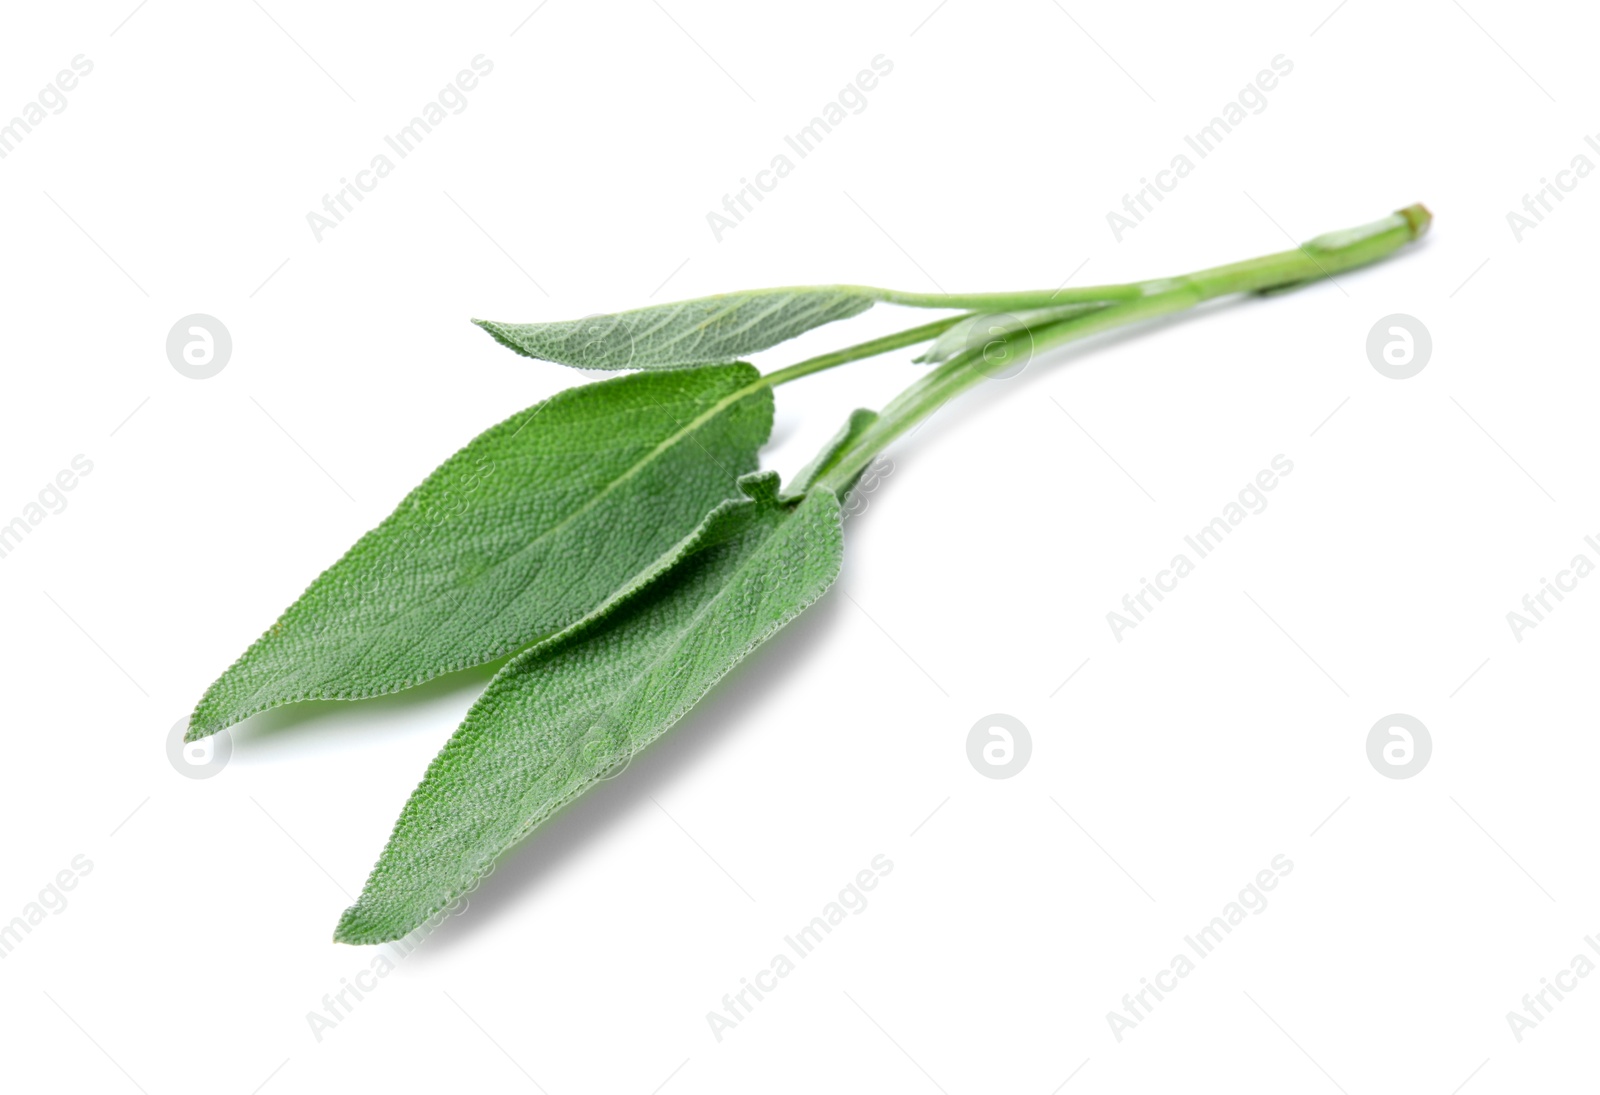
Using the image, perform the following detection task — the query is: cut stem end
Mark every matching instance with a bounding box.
[1398,203,1433,240]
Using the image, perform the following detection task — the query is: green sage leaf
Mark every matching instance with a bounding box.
[187,365,772,741]
[333,473,844,944]
[474,286,878,371]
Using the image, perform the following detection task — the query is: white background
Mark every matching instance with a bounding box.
[1,0,1595,1091]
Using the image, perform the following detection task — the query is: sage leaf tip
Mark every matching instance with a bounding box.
[471,317,524,357]
[331,904,392,946]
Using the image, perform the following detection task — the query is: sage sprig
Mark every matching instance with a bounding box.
[186,204,1431,943]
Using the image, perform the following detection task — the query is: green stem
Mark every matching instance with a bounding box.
[816,204,1432,495]
[873,285,1143,309]
[760,313,972,388]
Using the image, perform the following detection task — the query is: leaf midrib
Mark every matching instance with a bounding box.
[617,291,859,362]
[233,373,770,715]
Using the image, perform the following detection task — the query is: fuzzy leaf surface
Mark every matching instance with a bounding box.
[334,475,843,943]
[475,286,878,371]
[188,365,772,740]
